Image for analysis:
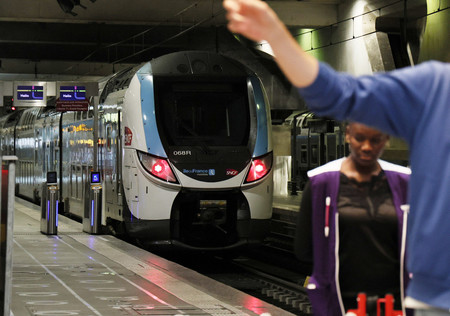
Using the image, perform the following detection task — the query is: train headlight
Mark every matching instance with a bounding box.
[244,152,273,183]
[138,151,179,184]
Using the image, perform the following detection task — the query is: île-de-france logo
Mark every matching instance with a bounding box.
[183,168,216,176]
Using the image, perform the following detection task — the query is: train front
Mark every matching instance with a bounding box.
[122,51,273,251]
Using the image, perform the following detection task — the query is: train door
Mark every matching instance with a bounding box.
[32,118,43,202]
[116,110,123,207]
[104,121,114,205]
[43,121,49,176]
[101,110,122,220]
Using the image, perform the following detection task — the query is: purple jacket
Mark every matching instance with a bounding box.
[305,158,410,316]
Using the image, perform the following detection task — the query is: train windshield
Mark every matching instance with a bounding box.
[154,78,250,146]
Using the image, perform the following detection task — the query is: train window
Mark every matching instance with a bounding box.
[71,165,76,197]
[23,162,26,185]
[82,165,88,199]
[19,161,23,185]
[28,162,32,185]
[22,113,29,127]
[17,161,21,184]
[22,162,25,185]
[24,162,27,185]
[25,162,28,185]
[76,165,82,199]
[300,145,308,163]
[154,78,250,147]
[327,135,336,162]
[311,145,318,164]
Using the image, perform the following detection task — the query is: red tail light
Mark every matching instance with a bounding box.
[138,152,178,183]
[245,153,272,183]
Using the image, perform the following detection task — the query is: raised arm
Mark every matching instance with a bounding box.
[223,0,319,88]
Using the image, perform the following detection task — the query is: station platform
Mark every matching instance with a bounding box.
[9,198,296,316]
[271,194,303,241]
[272,194,302,213]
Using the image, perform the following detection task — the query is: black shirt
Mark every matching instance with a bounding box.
[295,171,401,310]
[338,172,400,308]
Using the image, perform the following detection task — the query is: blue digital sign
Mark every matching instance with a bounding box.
[91,172,100,184]
[17,85,44,100]
[60,86,86,101]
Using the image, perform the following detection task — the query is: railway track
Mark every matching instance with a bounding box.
[156,244,313,315]
[230,254,312,315]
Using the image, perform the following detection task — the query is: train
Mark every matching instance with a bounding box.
[1,51,274,251]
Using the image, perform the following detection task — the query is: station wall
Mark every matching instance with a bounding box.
[256,0,448,76]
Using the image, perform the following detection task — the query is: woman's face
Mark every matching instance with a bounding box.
[346,123,389,167]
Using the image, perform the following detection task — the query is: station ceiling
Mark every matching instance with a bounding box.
[0,0,339,79]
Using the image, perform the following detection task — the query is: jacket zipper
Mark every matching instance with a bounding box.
[400,204,410,315]
[334,208,346,315]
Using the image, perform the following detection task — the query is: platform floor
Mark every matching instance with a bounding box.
[272,194,302,213]
[9,198,295,316]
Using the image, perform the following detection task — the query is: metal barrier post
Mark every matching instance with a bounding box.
[40,171,58,235]
[0,156,18,316]
[83,172,102,234]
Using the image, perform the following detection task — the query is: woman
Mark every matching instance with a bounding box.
[294,122,411,316]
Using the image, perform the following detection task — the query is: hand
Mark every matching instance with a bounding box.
[223,0,319,88]
[223,0,282,43]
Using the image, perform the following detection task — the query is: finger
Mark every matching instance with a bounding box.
[223,0,240,12]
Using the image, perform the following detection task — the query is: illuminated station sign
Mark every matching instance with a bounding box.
[14,82,47,106]
[56,85,89,111]
[16,85,44,100]
[9,81,96,109]
[59,86,86,101]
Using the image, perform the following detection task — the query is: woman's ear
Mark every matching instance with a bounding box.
[385,135,391,148]
[345,133,350,143]
[345,125,351,143]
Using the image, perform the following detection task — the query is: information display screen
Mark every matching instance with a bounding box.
[16,85,44,100]
[47,171,57,184]
[91,172,101,184]
[60,86,86,100]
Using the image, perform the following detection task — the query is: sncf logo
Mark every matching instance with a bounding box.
[226,169,238,176]
[124,127,133,146]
